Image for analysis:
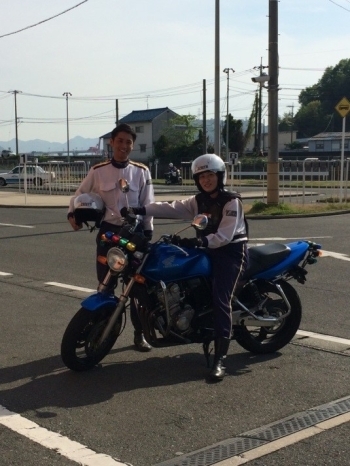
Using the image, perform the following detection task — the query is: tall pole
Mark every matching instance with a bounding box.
[115,99,119,125]
[214,0,220,155]
[287,104,294,145]
[10,90,22,156]
[63,92,72,164]
[223,68,235,162]
[203,79,207,153]
[267,0,279,205]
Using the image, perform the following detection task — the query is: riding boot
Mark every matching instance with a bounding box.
[133,331,152,352]
[207,337,230,382]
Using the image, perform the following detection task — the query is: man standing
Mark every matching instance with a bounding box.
[67,123,154,351]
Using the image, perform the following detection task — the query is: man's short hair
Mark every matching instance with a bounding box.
[111,123,137,142]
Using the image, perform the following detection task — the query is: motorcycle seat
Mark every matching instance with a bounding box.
[243,243,291,278]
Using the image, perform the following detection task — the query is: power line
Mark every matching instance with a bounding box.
[328,0,350,12]
[0,1,89,39]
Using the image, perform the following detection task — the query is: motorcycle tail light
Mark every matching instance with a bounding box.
[97,255,107,265]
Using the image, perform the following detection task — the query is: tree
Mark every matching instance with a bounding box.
[294,101,330,138]
[296,58,350,134]
[162,114,198,147]
[222,114,245,154]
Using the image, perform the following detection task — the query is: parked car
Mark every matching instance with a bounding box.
[0,165,56,187]
[1,149,15,158]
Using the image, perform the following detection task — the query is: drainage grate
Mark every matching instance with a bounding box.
[154,395,350,466]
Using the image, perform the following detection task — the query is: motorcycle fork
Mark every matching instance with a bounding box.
[98,252,150,344]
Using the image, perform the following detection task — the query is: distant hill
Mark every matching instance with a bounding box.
[0,136,99,153]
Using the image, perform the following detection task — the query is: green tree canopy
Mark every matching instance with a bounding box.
[295,58,350,136]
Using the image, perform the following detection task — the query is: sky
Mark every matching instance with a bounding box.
[1,0,350,146]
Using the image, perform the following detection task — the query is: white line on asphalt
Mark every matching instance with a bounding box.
[0,271,13,276]
[296,330,350,346]
[0,222,34,228]
[215,412,350,465]
[250,236,331,241]
[320,250,350,262]
[45,281,95,293]
[0,405,128,466]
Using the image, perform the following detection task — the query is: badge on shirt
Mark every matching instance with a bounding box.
[225,209,237,217]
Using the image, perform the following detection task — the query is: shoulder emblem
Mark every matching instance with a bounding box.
[93,160,111,170]
[129,160,148,170]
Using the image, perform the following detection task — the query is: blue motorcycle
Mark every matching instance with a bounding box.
[61,208,322,372]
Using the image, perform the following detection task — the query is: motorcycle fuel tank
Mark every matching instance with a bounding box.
[142,243,211,283]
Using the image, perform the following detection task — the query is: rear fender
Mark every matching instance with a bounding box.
[82,292,119,312]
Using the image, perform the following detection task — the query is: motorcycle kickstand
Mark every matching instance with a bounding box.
[203,340,213,368]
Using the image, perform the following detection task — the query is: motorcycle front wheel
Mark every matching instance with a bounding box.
[61,307,123,371]
[234,280,302,354]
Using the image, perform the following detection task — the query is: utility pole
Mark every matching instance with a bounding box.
[10,90,22,155]
[63,92,72,164]
[267,0,279,205]
[287,104,294,145]
[203,79,207,153]
[214,0,220,155]
[115,99,119,125]
[253,59,268,154]
[223,68,235,162]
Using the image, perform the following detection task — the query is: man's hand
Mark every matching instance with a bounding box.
[120,206,146,217]
[68,215,83,231]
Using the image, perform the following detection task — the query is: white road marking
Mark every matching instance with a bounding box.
[216,412,350,465]
[0,405,128,466]
[296,330,350,346]
[320,250,350,262]
[0,271,13,276]
[250,236,331,241]
[0,222,34,228]
[45,281,95,293]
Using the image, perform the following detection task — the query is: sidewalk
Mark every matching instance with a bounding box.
[0,189,264,208]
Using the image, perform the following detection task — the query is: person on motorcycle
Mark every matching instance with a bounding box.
[67,123,154,352]
[122,153,248,381]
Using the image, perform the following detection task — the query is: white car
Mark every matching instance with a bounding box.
[0,165,56,187]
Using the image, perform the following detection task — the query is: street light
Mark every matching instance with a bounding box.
[63,92,72,164]
[223,68,235,162]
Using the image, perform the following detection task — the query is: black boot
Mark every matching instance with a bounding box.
[207,337,230,382]
[133,331,152,352]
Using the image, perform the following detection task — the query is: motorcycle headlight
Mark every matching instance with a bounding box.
[107,247,128,272]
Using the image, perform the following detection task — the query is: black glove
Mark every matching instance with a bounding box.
[132,207,146,216]
[170,235,181,245]
[120,207,129,218]
[174,237,203,248]
[143,230,153,241]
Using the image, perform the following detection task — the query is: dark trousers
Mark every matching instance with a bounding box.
[207,241,248,339]
[95,222,142,333]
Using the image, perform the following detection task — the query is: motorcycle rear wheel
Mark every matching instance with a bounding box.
[61,307,122,371]
[234,280,301,354]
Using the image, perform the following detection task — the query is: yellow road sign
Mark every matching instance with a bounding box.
[335,97,350,118]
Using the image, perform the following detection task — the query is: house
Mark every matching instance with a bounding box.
[308,132,350,152]
[100,107,178,162]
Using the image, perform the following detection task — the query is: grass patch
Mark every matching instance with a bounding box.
[245,200,350,216]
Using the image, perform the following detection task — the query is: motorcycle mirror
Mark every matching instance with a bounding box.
[119,179,130,193]
[191,214,208,230]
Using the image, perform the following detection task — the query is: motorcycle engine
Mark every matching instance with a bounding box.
[157,283,195,333]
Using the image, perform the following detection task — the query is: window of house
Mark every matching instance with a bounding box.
[139,144,146,153]
[315,143,324,150]
[332,141,341,150]
[135,126,144,133]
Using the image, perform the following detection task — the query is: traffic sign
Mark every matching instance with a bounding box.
[335,97,350,118]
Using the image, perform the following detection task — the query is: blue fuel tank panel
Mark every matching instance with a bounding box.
[142,243,211,283]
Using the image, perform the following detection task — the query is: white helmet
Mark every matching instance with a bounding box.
[168,163,174,168]
[73,193,105,226]
[191,154,227,190]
